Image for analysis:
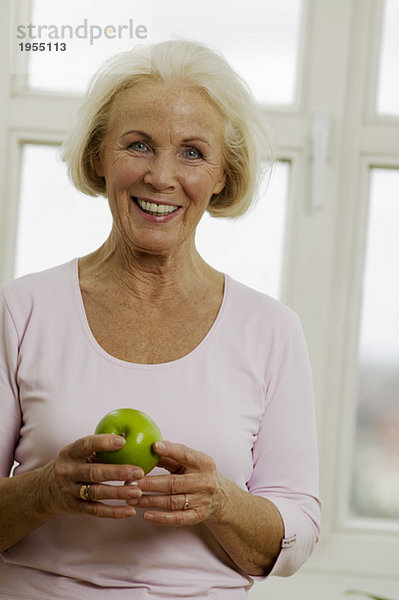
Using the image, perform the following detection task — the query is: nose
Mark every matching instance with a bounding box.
[143,152,176,191]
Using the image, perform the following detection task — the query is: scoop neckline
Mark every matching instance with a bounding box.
[71,258,229,370]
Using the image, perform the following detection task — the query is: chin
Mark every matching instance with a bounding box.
[130,235,182,258]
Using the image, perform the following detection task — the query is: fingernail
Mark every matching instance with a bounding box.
[113,435,126,448]
[124,480,138,487]
[155,441,165,452]
[129,468,144,480]
[144,512,154,521]
[127,488,142,499]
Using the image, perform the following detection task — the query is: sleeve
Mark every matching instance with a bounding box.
[246,312,321,578]
[0,289,22,478]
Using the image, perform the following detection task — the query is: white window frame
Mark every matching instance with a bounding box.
[1,0,398,595]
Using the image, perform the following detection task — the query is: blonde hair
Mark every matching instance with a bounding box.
[61,40,273,218]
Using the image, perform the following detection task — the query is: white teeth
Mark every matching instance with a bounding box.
[136,198,178,215]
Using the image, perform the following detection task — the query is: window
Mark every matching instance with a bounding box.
[10,0,303,296]
[376,0,399,116]
[15,0,304,105]
[196,162,290,298]
[18,0,152,94]
[351,168,399,521]
[14,144,111,278]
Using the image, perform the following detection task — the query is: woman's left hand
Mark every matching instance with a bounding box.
[127,441,229,526]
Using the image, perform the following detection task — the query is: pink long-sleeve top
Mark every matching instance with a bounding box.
[0,259,320,599]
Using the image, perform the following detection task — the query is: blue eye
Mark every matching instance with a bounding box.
[129,141,148,152]
[184,147,203,159]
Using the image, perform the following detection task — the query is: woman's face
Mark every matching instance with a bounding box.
[95,81,226,260]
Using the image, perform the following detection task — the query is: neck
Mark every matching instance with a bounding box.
[79,230,220,304]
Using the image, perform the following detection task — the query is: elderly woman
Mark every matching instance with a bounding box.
[0,40,320,598]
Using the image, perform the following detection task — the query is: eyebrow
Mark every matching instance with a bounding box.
[183,136,211,147]
[120,130,211,147]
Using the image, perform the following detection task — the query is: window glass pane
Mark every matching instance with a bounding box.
[14,144,112,278]
[376,0,399,116]
[196,162,289,299]
[150,0,303,106]
[351,168,399,520]
[15,0,304,105]
[19,0,151,95]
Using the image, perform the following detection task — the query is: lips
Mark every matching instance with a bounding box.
[133,197,180,216]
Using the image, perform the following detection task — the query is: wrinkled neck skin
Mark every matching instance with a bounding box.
[79,226,219,307]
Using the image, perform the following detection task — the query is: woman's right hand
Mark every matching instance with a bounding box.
[37,434,144,519]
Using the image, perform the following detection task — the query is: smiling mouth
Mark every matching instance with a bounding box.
[133,197,181,216]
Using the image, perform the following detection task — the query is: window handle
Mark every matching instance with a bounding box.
[311,113,332,210]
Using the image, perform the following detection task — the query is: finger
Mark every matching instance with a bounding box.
[128,493,200,512]
[138,472,213,495]
[79,482,142,503]
[77,462,144,484]
[153,441,213,472]
[143,509,198,527]
[156,456,184,474]
[67,434,126,460]
[78,500,137,519]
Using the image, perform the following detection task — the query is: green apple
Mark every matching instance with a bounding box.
[94,408,162,474]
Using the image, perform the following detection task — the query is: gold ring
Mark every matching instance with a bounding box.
[183,495,189,511]
[79,483,91,501]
